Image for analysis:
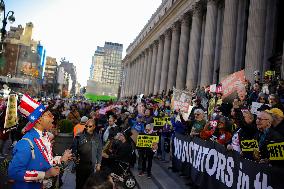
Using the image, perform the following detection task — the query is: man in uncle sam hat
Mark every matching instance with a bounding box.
[8,94,72,189]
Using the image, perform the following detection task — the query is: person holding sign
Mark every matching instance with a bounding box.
[255,111,284,166]
[138,124,158,179]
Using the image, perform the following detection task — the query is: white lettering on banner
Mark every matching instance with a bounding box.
[181,141,189,162]
[173,136,276,189]
[225,157,234,187]
[216,152,226,183]
[237,163,250,189]
[193,143,199,168]
[254,173,273,189]
[178,139,182,160]
[195,147,202,171]
[189,141,193,164]
[200,147,209,172]
[205,149,218,176]
[174,138,177,157]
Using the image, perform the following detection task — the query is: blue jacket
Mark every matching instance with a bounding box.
[8,128,52,189]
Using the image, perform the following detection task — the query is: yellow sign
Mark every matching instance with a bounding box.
[4,94,18,130]
[240,140,258,152]
[136,135,159,148]
[265,70,275,77]
[153,117,172,127]
[267,142,284,160]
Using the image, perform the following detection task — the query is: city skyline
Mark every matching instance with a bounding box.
[4,0,161,86]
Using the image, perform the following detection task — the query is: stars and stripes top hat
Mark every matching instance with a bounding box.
[18,94,47,131]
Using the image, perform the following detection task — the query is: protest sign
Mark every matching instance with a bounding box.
[267,142,284,160]
[173,133,284,189]
[220,70,246,101]
[172,88,192,113]
[209,84,217,93]
[240,140,259,152]
[153,117,172,127]
[136,135,159,148]
[265,70,275,77]
[153,117,165,127]
[4,94,18,131]
[250,102,264,115]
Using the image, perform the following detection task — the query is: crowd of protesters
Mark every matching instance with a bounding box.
[0,71,284,189]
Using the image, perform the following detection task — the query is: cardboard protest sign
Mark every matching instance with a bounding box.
[172,88,192,113]
[250,102,264,115]
[4,94,18,131]
[220,70,246,101]
[267,142,284,160]
[136,135,159,148]
[240,140,259,152]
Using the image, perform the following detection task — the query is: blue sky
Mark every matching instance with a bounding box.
[4,0,161,86]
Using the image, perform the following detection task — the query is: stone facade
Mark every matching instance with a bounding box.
[121,0,284,97]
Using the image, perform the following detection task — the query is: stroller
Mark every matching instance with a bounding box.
[110,160,136,189]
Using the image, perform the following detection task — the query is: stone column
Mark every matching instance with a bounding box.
[160,29,172,93]
[125,63,130,96]
[234,0,249,72]
[200,0,218,87]
[129,61,134,96]
[219,0,239,80]
[244,0,267,82]
[145,46,153,95]
[176,13,191,90]
[154,35,165,95]
[186,2,203,90]
[134,58,139,95]
[197,15,206,86]
[138,53,145,94]
[149,40,159,95]
[212,2,224,84]
[141,50,149,94]
[167,22,181,91]
[263,0,278,75]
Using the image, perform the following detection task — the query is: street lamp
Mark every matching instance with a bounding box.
[0,0,15,54]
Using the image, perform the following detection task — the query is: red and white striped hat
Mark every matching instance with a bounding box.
[18,94,47,131]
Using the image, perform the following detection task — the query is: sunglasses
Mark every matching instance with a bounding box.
[86,125,94,128]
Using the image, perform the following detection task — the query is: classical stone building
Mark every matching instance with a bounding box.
[121,0,284,97]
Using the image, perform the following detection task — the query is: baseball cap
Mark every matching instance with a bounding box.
[266,108,284,118]
[80,116,89,123]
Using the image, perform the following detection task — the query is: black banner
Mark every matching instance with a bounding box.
[173,133,284,189]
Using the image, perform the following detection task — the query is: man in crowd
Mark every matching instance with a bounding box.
[255,111,284,165]
[71,119,102,189]
[73,116,88,137]
[103,115,120,143]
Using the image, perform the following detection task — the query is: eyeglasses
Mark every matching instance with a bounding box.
[256,117,269,121]
[194,114,200,116]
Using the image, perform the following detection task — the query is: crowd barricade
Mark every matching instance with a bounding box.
[172,133,284,189]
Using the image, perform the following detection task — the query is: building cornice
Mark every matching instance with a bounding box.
[125,0,196,61]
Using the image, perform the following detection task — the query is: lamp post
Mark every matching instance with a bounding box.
[0,0,15,54]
